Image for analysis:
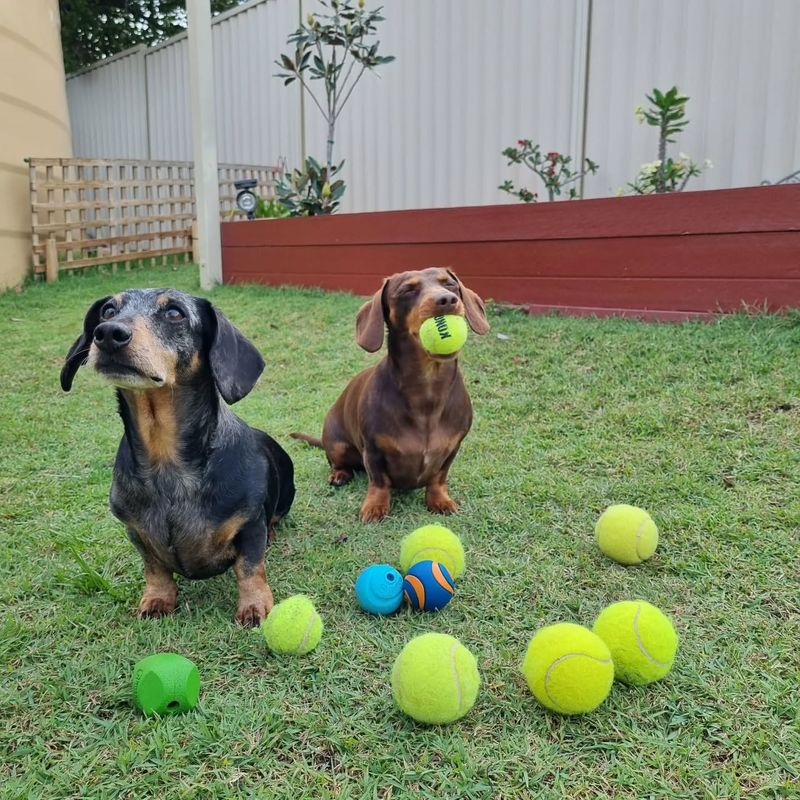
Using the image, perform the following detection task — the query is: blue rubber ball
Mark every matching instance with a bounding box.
[403,560,455,612]
[355,564,404,615]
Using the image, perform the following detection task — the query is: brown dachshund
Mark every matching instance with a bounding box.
[293,267,489,522]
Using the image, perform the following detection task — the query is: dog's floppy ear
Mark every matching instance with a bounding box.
[355,279,388,352]
[203,301,265,404]
[447,269,490,334]
[60,295,112,391]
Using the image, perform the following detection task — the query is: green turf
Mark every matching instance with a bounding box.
[1,264,798,799]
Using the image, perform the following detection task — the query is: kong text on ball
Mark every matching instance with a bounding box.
[419,314,468,355]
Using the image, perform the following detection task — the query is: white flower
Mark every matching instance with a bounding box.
[679,152,690,161]
[703,159,713,169]
[615,187,624,197]
[640,160,662,176]
[634,105,645,124]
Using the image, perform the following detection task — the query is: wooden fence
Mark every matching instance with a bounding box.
[28,158,280,280]
[222,185,800,321]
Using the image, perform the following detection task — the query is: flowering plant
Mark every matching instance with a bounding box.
[275,0,394,214]
[627,86,711,194]
[500,140,598,202]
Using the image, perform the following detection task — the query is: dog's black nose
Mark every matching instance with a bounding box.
[435,292,459,309]
[93,321,132,353]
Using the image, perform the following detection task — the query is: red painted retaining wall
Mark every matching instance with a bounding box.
[221,185,800,320]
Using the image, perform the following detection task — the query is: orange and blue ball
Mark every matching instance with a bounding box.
[403,560,455,612]
[354,564,404,615]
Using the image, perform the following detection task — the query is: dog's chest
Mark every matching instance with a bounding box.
[378,425,464,489]
[110,471,242,578]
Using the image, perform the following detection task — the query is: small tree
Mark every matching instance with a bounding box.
[628,86,711,194]
[275,0,394,213]
[499,141,598,202]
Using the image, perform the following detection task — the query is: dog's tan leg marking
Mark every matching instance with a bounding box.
[234,558,274,627]
[138,563,178,618]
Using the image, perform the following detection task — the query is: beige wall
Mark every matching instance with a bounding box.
[0,0,71,289]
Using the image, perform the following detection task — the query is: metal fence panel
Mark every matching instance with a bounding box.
[214,0,302,167]
[145,38,193,161]
[308,0,582,212]
[584,0,800,196]
[66,0,800,210]
[66,48,149,160]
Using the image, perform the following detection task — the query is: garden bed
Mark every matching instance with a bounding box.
[222,184,800,320]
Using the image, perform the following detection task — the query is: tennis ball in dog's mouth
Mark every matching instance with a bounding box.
[593,600,678,685]
[391,632,480,724]
[595,504,659,565]
[419,314,468,355]
[262,594,323,655]
[521,623,614,715]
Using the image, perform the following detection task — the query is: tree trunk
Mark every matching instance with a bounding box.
[326,119,335,175]
[656,123,668,193]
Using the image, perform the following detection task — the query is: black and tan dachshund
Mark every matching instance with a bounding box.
[61,289,294,626]
[293,267,489,522]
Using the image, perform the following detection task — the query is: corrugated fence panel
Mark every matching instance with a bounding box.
[69,0,299,165]
[585,0,800,197]
[214,0,301,166]
[66,0,800,209]
[309,0,581,212]
[145,38,192,160]
[66,48,148,159]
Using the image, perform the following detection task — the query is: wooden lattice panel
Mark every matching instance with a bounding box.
[28,158,280,279]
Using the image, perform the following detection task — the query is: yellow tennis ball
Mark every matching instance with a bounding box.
[419,314,468,355]
[521,622,614,715]
[261,594,323,655]
[595,504,659,565]
[593,600,678,685]
[391,632,480,724]
[399,524,465,579]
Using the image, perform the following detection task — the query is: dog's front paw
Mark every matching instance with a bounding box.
[426,488,458,515]
[138,595,177,619]
[235,599,271,628]
[360,486,390,523]
[360,500,389,523]
[329,468,354,487]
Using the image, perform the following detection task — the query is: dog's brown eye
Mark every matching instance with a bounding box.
[101,304,117,320]
[402,283,419,294]
[165,305,185,322]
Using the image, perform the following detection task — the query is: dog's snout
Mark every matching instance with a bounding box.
[93,321,132,353]
[434,292,459,309]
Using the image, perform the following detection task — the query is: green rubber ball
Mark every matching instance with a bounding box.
[133,652,200,716]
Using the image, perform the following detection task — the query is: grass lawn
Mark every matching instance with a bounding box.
[1,264,798,799]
